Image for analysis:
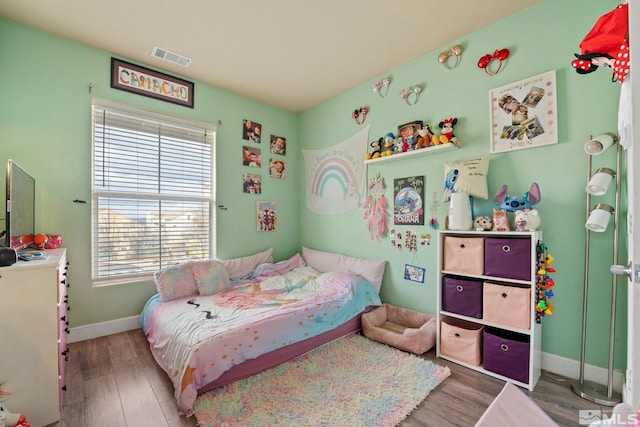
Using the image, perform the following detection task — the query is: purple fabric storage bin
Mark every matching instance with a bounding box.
[483,328,530,384]
[442,276,483,318]
[484,238,531,281]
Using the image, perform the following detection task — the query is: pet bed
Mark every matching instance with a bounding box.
[141,247,385,415]
[361,303,436,354]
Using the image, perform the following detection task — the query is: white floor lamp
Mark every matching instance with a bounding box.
[571,132,622,406]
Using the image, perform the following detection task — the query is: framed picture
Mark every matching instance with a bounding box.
[404,264,425,283]
[256,201,277,231]
[269,159,286,179]
[490,70,557,153]
[393,176,425,225]
[397,120,423,151]
[243,119,262,143]
[242,173,262,194]
[243,146,261,168]
[270,135,286,155]
[110,58,194,108]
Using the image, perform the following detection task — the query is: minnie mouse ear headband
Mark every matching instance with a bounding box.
[438,45,463,70]
[477,49,510,75]
[571,3,629,83]
[352,106,369,124]
[372,77,391,97]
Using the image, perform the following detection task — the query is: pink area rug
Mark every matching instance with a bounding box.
[194,333,450,426]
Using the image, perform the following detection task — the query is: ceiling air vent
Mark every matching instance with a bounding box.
[150,46,192,67]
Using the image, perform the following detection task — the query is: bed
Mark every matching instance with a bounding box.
[141,247,385,415]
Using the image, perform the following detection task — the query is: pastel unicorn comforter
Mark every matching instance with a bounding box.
[141,263,381,415]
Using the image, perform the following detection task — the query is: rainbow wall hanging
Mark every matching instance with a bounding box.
[303,125,369,215]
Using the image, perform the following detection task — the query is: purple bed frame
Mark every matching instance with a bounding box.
[197,308,371,395]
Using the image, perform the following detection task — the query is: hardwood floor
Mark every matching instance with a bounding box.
[48,329,606,427]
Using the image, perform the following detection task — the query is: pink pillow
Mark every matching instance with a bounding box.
[189,259,231,296]
[301,247,386,292]
[221,248,273,279]
[154,263,198,302]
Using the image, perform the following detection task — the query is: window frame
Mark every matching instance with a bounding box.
[90,99,216,286]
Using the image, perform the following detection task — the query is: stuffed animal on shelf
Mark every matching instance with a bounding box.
[514,209,541,231]
[366,137,383,160]
[416,125,435,149]
[473,215,493,231]
[494,182,541,211]
[383,132,395,156]
[433,118,461,147]
[492,209,510,232]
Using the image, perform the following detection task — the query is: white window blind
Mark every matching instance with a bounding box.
[91,100,216,284]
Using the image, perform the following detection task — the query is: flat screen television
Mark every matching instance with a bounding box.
[6,159,35,250]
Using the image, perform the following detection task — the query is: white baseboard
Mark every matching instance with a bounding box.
[68,316,624,392]
[67,315,141,343]
[542,351,624,392]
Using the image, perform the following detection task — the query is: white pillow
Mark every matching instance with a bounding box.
[301,247,385,292]
[443,155,490,202]
[221,248,273,279]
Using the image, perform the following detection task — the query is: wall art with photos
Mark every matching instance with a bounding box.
[243,146,261,168]
[110,58,194,108]
[243,119,262,143]
[269,159,286,179]
[404,264,425,283]
[242,173,262,194]
[394,175,425,225]
[490,70,557,153]
[256,201,277,231]
[270,135,286,155]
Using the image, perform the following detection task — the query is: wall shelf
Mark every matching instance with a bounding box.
[364,143,458,164]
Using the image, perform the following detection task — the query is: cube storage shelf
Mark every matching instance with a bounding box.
[436,230,542,391]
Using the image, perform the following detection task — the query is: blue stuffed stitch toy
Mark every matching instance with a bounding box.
[493,182,541,211]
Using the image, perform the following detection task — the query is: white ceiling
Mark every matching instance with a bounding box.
[0,0,539,113]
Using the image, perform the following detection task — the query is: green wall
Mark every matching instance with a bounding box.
[299,0,626,370]
[0,19,300,327]
[0,0,628,372]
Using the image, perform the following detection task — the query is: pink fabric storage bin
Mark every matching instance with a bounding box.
[483,238,531,281]
[442,276,483,319]
[483,282,531,330]
[439,317,484,366]
[483,328,530,384]
[443,236,484,275]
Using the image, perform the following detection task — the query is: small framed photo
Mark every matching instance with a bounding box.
[256,201,277,231]
[243,146,261,168]
[270,135,286,155]
[243,119,262,143]
[404,264,425,283]
[269,158,286,178]
[242,173,262,194]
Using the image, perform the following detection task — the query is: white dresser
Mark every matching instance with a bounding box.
[0,248,68,427]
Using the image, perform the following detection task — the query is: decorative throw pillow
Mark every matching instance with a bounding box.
[154,263,198,302]
[301,247,386,292]
[190,259,231,296]
[443,155,490,202]
[221,247,274,280]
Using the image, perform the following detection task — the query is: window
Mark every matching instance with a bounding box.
[91,100,216,285]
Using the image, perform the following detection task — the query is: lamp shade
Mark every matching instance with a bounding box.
[585,203,614,232]
[584,133,617,155]
[586,167,615,195]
